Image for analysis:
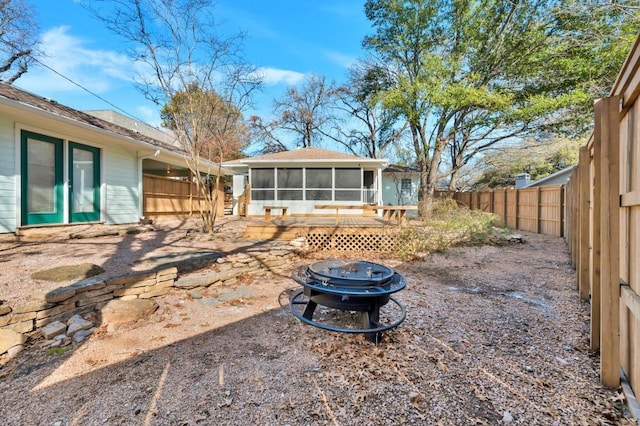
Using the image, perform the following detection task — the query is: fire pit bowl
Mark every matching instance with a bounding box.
[289,259,407,343]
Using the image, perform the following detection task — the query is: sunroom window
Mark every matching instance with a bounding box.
[334,168,361,202]
[305,168,332,201]
[250,166,365,202]
[251,168,274,200]
[277,168,303,200]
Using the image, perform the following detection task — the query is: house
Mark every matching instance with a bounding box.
[525,165,575,187]
[382,164,420,206]
[0,82,226,234]
[223,148,387,217]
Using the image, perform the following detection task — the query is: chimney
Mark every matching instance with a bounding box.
[515,173,531,189]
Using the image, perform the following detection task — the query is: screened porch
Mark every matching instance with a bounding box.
[247,166,381,217]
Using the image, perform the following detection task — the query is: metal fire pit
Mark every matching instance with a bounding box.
[289,259,407,343]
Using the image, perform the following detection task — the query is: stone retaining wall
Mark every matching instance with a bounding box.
[0,246,300,356]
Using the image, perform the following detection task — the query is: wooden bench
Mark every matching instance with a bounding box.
[263,205,288,222]
[315,204,364,224]
[364,205,418,223]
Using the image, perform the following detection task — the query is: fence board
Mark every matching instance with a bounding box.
[540,187,563,236]
[143,174,224,218]
[578,146,591,301]
[600,96,621,387]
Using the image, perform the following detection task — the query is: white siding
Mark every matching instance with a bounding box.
[0,115,16,233]
[103,146,140,225]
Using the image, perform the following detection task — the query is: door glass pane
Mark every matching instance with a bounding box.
[27,138,55,213]
[72,148,94,213]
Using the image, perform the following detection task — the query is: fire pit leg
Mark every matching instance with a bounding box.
[363,301,382,343]
[302,300,317,320]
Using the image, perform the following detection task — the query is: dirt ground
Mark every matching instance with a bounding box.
[0,217,635,425]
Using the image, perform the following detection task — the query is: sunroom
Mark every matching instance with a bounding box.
[224,148,387,218]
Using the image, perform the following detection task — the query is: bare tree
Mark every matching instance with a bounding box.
[0,0,40,84]
[332,62,407,159]
[82,0,260,233]
[249,74,336,153]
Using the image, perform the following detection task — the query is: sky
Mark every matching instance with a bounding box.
[18,0,373,130]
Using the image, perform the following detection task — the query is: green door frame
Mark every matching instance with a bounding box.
[69,142,101,223]
[20,130,64,225]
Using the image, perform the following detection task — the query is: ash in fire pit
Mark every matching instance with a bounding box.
[289,259,407,343]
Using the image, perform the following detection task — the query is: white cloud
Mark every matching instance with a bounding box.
[256,67,306,86]
[19,26,132,94]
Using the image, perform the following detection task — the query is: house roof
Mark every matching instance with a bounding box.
[383,164,419,173]
[525,165,576,187]
[225,147,387,168]
[249,147,370,161]
[0,82,235,175]
[0,82,180,153]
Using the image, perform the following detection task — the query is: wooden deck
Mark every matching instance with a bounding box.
[243,216,388,241]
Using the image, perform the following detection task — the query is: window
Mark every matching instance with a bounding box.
[335,168,360,188]
[400,178,412,203]
[249,166,366,202]
[306,168,332,200]
[251,168,275,200]
[277,168,302,200]
[277,168,302,188]
[251,169,274,188]
[335,168,361,202]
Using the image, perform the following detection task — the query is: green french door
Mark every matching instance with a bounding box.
[69,142,101,223]
[21,131,64,225]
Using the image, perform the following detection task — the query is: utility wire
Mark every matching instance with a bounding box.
[25,54,163,130]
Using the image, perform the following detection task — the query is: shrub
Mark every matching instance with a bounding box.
[391,198,500,260]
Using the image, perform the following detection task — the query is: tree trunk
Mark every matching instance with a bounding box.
[419,138,448,218]
[448,169,459,191]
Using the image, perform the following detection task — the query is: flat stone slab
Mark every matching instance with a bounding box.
[136,251,223,272]
[31,263,105,282]
[0,329,27,355]
[101,299,158,327]
[41,320,67,339]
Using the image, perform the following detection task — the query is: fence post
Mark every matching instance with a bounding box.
[502,189,508,225]
[592,102,602,353]
[489,190,494,214]
[598,96,621,388]
[536,187,542,234]
[578,146,590,301]
[514,189,520,230]
[560,184,566,238]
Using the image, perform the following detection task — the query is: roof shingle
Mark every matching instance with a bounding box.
[246,147,370,161]
[0,82,180,153]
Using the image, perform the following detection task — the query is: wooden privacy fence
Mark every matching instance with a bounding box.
[440,33,640,394]
[565,34,640,393]
[566,98,623,389]
[438,185,567,238]
[143,174,225,219]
